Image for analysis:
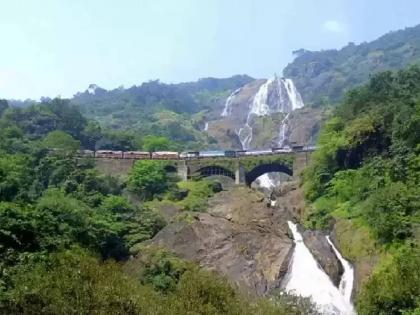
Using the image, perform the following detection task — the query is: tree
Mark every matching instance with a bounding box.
[142,135,171,152]
[129,160,168,200]
[42,130,81,150]
[0,154,32,201]
[82,120,102,149]
[95,131,136,151]
[357,246,420,315]
[0,99,8,116]
[364,182,417,243]
[0,248,163,315]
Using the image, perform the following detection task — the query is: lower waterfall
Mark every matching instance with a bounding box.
[327,236,354,303]
[285,221,356,315]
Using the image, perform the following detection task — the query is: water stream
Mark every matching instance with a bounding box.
[221,88,242,117]
[327,236,354,302]
[285,221,356,315]
[278,112,290,147]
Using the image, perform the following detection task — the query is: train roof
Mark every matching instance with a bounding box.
[96,150,123,153]
[125,151,150,154]
[152,151,179,154]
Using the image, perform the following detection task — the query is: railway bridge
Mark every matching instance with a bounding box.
[94,150,311,186]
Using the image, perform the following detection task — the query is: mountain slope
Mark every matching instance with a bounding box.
[207,76,326,149]
[70,75,254,150]
[284,24,420,105]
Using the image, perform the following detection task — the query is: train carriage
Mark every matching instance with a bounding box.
[199,151,225,158]
[152,151,179,160]
[123,151,151,159]
[224,150,236,157]
[80,149,95,157]
[291,145,304,152]
[243,149,273,156]
[183,151,200,159]
[95,150,123,159]
[271,147,292,153]
[235,150,247,157]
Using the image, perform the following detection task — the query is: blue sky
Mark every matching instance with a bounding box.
[1,0,420,99]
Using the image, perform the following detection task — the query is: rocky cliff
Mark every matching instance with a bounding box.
[150,187,294,295]
[205,76,325,149]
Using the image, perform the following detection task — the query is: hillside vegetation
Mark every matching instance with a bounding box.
[284,24,420,105]
[0,99,318,314]
[72,75,254,150]
[303,66,420,314]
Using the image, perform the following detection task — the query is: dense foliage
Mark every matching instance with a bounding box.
[0,99,317,314]
[303,66,420,314]
[284,24,420,105]
[0,247,319,315]
[71,75,253,150]
[357,246,419,315]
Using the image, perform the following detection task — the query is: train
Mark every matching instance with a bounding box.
[76,144,314,160]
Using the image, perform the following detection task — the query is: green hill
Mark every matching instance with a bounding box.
[303,65,420,314]
[284,24,420,105]
[71,75,253,150]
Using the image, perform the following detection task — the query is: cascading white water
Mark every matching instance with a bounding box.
[204,122,209,131]
[327,237,354,303]
[256,173,276,189]
[278,113,290,147]
[284,78,304,111]
[237,79,272,149]
[249,77,274,116]
[285,221,356,315]
[221,88,242,117]
[237,123,253,150]
[235,76,304,150]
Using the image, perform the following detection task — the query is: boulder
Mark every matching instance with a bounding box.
[302,229,344,287]
[150,187,295,295]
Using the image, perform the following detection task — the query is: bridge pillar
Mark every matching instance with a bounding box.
[293,151,310,179]
[235,163,245,185]
[177,160,188,181]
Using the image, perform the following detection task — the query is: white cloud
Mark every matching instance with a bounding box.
[323,20,344,33]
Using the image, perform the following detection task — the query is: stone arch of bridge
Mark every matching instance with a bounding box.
[245,163,293,186]
[164,164,177,173]
[192,165,235,180]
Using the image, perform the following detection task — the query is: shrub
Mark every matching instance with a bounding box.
[129,161,168,200]
[357,245,420,315]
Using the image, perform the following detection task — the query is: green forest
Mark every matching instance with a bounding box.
[285,24,420,105]
[2,66,419,314]
[0,98,318,314]
[71,75,254,150]
[303,66,420,315]
[1,24,420,314]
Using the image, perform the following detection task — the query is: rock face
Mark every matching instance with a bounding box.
[206,76,325,149]
[302,229,344,287]
[150,187,294,295]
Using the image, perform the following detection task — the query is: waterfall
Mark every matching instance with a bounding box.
[284,78,304,110]
[234,77,304,150]
[256,173,276,189]
[327,237,354,303]
[278,113,290,147]
[237,79,273,149]
[285,221,356,315]
[221,88,242,117]
[237,122,253,150]
[249,77,274,116]
[204,122,209,131]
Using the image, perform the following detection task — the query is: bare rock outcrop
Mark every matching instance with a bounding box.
[302,229,344,286]
[150,187,294,295]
